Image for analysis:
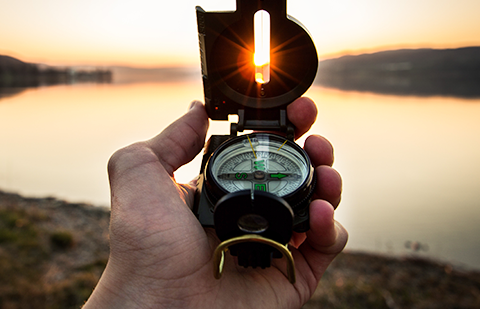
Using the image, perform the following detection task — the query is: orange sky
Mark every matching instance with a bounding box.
[1,0,479,67]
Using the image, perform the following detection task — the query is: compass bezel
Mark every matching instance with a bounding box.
[204,133,314,211]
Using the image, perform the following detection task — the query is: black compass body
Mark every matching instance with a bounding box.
[195,132,316,268]
[194,0,318,272]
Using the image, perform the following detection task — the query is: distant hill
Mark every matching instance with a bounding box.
[4,47,480,98]
[316,47,480,97]
[0,54,198,89]
[0,55,111,90]
[0,55,36,70]
[0,55,40,88]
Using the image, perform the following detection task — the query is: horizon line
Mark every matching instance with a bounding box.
[3,43,479,70]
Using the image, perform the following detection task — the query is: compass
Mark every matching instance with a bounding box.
[205,133,314,231]
[194,0,318,284]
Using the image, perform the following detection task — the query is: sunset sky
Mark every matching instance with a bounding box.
[1,0,479,67]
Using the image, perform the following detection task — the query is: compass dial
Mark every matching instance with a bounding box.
[206,133,314,204]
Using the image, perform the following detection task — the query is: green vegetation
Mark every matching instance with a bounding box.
[0,192,109,309]
[50,230,75,249]
[305,253,480,309]
[0,209,44,274]
[1,190,479,309]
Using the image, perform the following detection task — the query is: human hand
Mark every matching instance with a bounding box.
[83,98,347,309]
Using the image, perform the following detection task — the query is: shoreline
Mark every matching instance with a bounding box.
[1,189,479,308]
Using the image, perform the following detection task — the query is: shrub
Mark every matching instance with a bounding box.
[50,231,74,249]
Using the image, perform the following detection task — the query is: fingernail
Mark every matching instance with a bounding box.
[188,101,198,111]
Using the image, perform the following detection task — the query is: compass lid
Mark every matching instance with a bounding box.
[196,0,318,136]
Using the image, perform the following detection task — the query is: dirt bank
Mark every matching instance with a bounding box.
[1,190,479,309]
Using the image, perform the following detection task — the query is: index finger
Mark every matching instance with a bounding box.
[287,97,318,139]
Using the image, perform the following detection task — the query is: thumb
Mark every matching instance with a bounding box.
[147,101,209,175]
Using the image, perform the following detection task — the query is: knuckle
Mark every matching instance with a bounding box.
[107,142,149,176]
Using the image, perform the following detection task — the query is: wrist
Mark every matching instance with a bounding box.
[83,261,161,309]
[83,259,214,309]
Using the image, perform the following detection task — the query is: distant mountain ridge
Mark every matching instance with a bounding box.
[0,55,35,69]
[319,47,480,72]
[0,55,111,90]
[316,47,480,97]
[3,47,480,98]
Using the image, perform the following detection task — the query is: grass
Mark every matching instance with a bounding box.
[50,230,75,249]
[304,252,480,309]
[0,192,109,309]
[1,191,480,309]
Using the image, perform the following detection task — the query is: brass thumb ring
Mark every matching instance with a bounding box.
[213,234,296,284]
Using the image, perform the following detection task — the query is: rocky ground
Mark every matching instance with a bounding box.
[1,190,479,309]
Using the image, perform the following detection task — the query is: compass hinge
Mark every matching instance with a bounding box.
[231,109,295,140]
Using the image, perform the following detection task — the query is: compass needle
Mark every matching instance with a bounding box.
[277,140,288,151]
[208,134,313,202]
[247,135,257,159]
[270,173,288,179]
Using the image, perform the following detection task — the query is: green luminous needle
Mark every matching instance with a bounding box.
[270,173,288,179]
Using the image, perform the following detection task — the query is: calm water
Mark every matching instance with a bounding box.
[1,81,479,270]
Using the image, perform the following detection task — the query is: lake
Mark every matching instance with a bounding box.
[1,79,479,270]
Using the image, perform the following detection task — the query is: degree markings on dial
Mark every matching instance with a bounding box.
[218,152,299,177]
[219,172,300,181]
[212,136,311,198]
[217,152,302,195]
[247,135,257,159]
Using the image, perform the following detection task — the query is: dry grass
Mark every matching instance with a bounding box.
[0,191,108,309]
[304,252,480,309]
[1,190,479,309]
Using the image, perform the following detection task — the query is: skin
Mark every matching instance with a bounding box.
[83,97,348,309]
